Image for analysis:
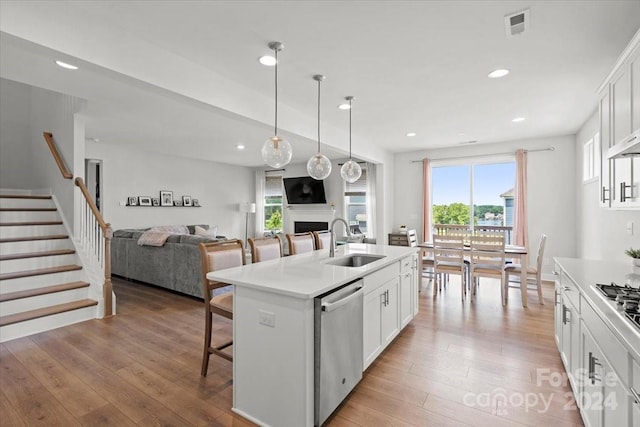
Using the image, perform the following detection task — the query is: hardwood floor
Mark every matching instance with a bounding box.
[0,275,583,426]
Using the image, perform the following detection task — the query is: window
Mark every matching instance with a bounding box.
[431,159,515,241]
[583,132,600,182]
[264,175,283,233]
[344,167,368,234]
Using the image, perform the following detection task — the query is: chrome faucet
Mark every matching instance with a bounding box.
[329,217,352,257]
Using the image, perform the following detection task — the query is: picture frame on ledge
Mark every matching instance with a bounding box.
[174,200,183,207]
[139,196,152,206]
[152,198,160,206]
[183,195,192,207]
[127,196,137,206]
[193,199,200,207]
[160,190,173,206]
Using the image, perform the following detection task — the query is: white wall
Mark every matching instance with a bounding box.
[0,78,85,227]
[85,141,255,238]
[576,110,640,263]
[393,135,577,274]
[0,79,33,188]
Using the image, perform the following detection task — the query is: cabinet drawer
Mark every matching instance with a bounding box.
[364,262,399,293]
[388,234,409,246]
[581,296,629,385]
[400,256,412,274]
[560,271,580,313]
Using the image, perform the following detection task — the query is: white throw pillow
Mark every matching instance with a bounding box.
[195,225,218,238]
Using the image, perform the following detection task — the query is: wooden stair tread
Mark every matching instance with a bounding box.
[0,249,76,261]
[0,221,63,226]
[0,281,89,302]
[0,195,52,199]
[0,299,97,327]
[0,208,57,212]
[0,265,82,281]
[0,234,69,243]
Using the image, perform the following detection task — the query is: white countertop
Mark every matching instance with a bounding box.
[208,243,418,299]
[554,257,640,360]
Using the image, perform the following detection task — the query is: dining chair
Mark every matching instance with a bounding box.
[312,230,332,250]
[468,234,506,305]
[406,229,436,284]
[286,232,315,255]
[504,234,547,305]
[248,235,283,263]
[433,234,467,301]
[199,239,245,376]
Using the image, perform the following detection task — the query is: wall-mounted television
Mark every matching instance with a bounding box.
[283,176,327,204]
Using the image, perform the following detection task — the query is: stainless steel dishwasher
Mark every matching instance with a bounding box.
[314,279,364,426]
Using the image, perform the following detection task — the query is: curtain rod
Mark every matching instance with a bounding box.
[410,146,555,163]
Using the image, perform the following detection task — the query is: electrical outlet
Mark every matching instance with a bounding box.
[259,310,275,327]
[627,221,634,236]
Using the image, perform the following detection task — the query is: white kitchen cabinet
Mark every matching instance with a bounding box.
[581,325,631,427]
[598,30,640,209]
[555,258,639,427]
[363,276,400,368]
[399,254,418,328]
[599,89,613,207]
[381,278,399,344]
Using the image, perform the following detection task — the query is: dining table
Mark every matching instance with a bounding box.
[419,242,530,307]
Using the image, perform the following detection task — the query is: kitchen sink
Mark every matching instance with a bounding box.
[326,254,386,267]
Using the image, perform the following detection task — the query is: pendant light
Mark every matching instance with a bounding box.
[340,96,362,183]
[261,41,292,168]
[307,74,332,180]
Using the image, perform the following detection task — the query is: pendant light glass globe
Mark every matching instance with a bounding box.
[307,74,332,180]
[341,159,362,183]
[307,153,332,180]
[341,96,362,183]
[261,41,292,168]
[262,136,292,168]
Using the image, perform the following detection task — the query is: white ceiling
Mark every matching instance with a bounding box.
[1,1,639,167]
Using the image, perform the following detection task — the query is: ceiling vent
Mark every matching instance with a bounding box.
[505,9,530,37]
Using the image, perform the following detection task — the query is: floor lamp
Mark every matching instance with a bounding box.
[240,202,256,248]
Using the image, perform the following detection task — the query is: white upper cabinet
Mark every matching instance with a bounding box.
[598,30,640,209]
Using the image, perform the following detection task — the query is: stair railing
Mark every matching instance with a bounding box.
[43,132,73,179]
[75,177,113,318]
[42,132,112,318]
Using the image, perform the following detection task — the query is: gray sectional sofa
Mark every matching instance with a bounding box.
[111,225,225,298]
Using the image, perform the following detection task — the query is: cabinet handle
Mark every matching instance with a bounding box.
[554,290,559,306]
[620,181,632,202]
[588,352,601,384]
[562,305,570,324]
[626,134,638,144]
[631,387,640,405]
[602,186,609,202]
[562,286,571,292]
[552,270,559,276]
[386,289,389,306]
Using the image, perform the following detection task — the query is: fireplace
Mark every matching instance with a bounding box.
[294,221,329,233]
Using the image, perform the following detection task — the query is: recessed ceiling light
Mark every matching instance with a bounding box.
[258,55,277,66]
[55,60,78,70]
[488,68,509,78]
[512,117,525,122]
[406,132,416,137]
[236,144,245,150]
[338,103,351,110]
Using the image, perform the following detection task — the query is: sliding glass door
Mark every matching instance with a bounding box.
[431,159,515,237]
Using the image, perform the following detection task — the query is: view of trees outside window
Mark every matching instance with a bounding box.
[344,168,368,234]
[264,175,283,233]
[431,161,515,227]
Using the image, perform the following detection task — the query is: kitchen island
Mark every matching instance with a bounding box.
[208,243,419,427]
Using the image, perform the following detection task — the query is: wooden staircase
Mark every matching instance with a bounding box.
[0,194,98,342]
